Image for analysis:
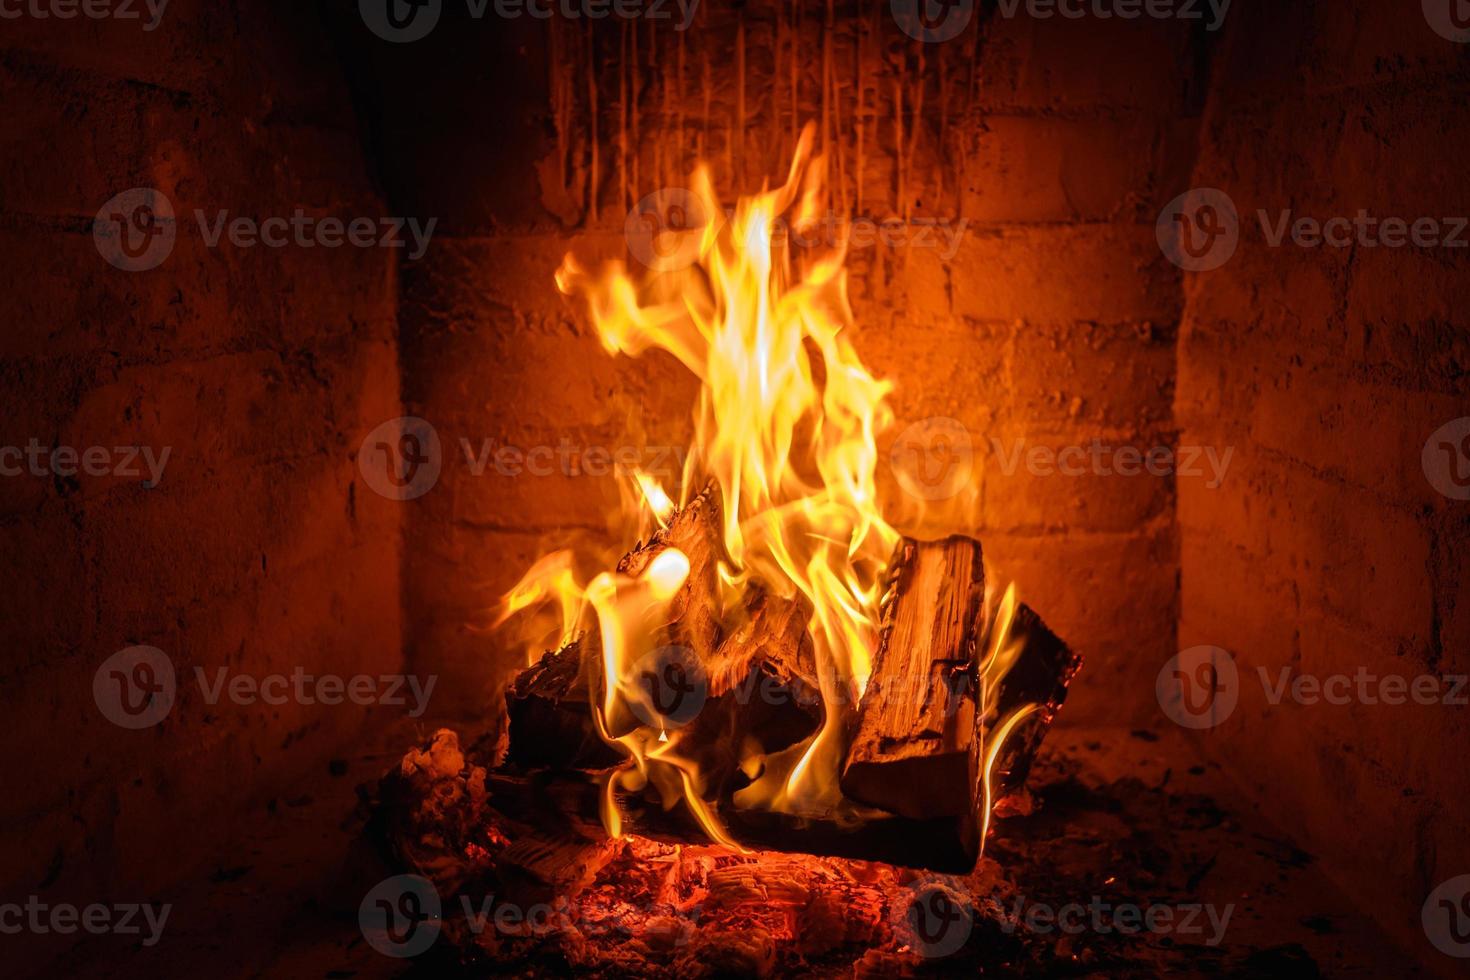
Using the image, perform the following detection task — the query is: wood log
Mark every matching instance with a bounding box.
[616,481,725,665]
[504,635,621,770]
[486,768,979,873]
[505,591,823,786]
[988,602,1082,797]
[841,535,985,820]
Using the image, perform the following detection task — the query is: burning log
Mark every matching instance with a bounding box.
[504,635,621,771]
[616,481,725,664]
[841,535,985,821]
[503,591,823,792]
[989,602,1083,797]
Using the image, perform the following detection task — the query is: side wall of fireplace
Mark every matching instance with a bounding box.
[0,2,403,906]
[1176,1,1470,959]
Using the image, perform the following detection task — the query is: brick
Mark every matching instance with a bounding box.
[949,225,1180,323]
[956,114,1167,223]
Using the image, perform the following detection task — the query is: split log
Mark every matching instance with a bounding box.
[505,587,822,782]
[616,481,725,664]
[841,535,985,820]
[504,635,621,770]
[988,603,1082,797]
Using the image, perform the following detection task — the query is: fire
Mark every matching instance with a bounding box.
[499,124,1030,848]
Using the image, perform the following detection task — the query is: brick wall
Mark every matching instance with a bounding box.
[1175,0,1470,964]
[344,7,1206,724]
[0,0,403,930]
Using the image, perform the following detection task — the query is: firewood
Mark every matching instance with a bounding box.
[486,768,979,873]
[505,586,823,783]
[841,536,985,820]
[504,635,622,770]
[616,481,725,664]
[987,603,1081,797]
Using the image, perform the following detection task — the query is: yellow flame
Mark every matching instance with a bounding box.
[500,125,1036,849]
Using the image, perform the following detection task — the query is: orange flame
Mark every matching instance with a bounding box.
[500,124,1034,847]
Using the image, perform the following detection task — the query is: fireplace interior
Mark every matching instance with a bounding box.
[3,1,1468,977]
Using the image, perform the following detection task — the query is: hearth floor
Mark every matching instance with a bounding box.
[53,719,1418,979]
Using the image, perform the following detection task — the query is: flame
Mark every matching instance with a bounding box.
[500,124,1034,848]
